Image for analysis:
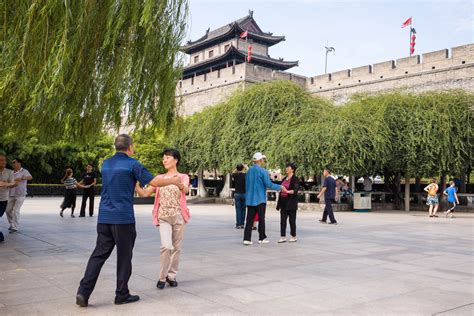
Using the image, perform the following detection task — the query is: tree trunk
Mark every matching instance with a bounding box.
[460,172,466,193]
[404,177,410,212]
[415,176,422,205]
[395,172,402,209]
[197,170,207,197]
[220,173,231,198]
[440,174,447,206]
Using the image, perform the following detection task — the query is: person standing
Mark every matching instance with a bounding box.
[6,158,33,233]
[232,164,246,229]
[243,152,286,245]
[363,176,373,192]
[0,153,15,242]
[424,178,439,217]
[277,163,300,243]
[60,168,88,218]
[135,148,190,290]
[318,168,338,225]
[76,135,182,307]
[79,164,97,217]
[444,181,459,218]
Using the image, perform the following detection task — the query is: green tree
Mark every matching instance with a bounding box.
[1,0,188,142]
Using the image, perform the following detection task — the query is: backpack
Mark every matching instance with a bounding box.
[428,184,438,196]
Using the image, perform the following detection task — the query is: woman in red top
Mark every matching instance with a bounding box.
[277,163,300,243]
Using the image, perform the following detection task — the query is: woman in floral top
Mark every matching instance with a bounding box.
[135,148,190,290]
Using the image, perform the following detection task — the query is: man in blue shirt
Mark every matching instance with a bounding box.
[76,134,182,307]
[317,168,338,224]
[243,152,286,245]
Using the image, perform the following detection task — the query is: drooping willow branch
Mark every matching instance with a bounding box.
[1,0,188,142]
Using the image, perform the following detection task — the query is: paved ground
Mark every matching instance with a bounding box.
[0,197,473,315]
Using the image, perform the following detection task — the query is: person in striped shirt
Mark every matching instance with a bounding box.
[60,168,89,218]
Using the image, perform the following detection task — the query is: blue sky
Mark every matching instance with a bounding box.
[185,0,473,76]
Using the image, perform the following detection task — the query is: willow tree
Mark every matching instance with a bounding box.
[217,81,319,173]
[173,102,229,172]
[1,0,188,141]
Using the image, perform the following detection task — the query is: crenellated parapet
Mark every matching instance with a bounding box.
[306,44,473,101]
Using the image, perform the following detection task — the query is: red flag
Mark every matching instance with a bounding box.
[247,45,252,62]
[401,17,412,28]
[240,31,248,39]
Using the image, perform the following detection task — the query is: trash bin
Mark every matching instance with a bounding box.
[353,192,372,212]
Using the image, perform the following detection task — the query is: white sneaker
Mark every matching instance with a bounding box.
[258,239,270,244]
[289,236,298,242]
[243,240,253,245]
[278,237,287,243]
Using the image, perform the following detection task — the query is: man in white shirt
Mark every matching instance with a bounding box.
[6,158,33,233]
[0,153,15,241]
[363,176,373,192]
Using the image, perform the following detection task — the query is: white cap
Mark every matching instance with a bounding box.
[252,152,267,161]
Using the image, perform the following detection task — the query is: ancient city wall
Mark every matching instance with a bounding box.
[177,63,307,115]
[177,44,473,115]
[307,44,474,103]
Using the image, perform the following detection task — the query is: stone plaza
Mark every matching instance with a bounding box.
[0,197,473,315]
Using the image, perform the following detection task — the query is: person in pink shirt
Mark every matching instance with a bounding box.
[135,148,190,290]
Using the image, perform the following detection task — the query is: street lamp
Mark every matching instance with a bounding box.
[325,46,335,74]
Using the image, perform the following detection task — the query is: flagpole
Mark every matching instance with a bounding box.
[409,26,412,56]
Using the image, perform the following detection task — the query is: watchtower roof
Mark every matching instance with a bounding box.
[181,11,285,54]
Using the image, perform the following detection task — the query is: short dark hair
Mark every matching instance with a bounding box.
[0,152,6,158]
[324,167,332,173]
[236,164,244,171]
[162,148,181,165]
[13,158,22,164]
[115,134,133,151]
[286,162,297,172]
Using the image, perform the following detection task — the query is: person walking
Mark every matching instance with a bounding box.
[424,178,439,217]
[135,148,190,290]
[232,164,246,229]
[277,163,300,243]
[444,181,459,218]
[76,135,182,307]
[0,153,15,242]
[318,168,338,225]
[60,168,88,218]
[243,152,286,245]
[6,158,33,233]
[79,164,97,217]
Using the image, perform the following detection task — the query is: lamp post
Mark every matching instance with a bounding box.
[325,46,335,74]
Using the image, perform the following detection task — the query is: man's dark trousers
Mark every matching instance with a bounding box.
[78,223,136,300]
[244,203,266,241]
[322,198,337,223]
[80,188,95,217]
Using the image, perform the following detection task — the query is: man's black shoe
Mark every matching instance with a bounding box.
[166,277,178,287]
[114,294,140,305]
[76,293,88,307]
[318,220,327,224]
[78,216,85,218]
[157,280,166,289]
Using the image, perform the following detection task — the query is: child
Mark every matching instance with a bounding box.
[424,178,439,217]
[60,168,88,218]
[444,180,459,218]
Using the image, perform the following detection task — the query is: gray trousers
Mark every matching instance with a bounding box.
[6,196,25,230]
